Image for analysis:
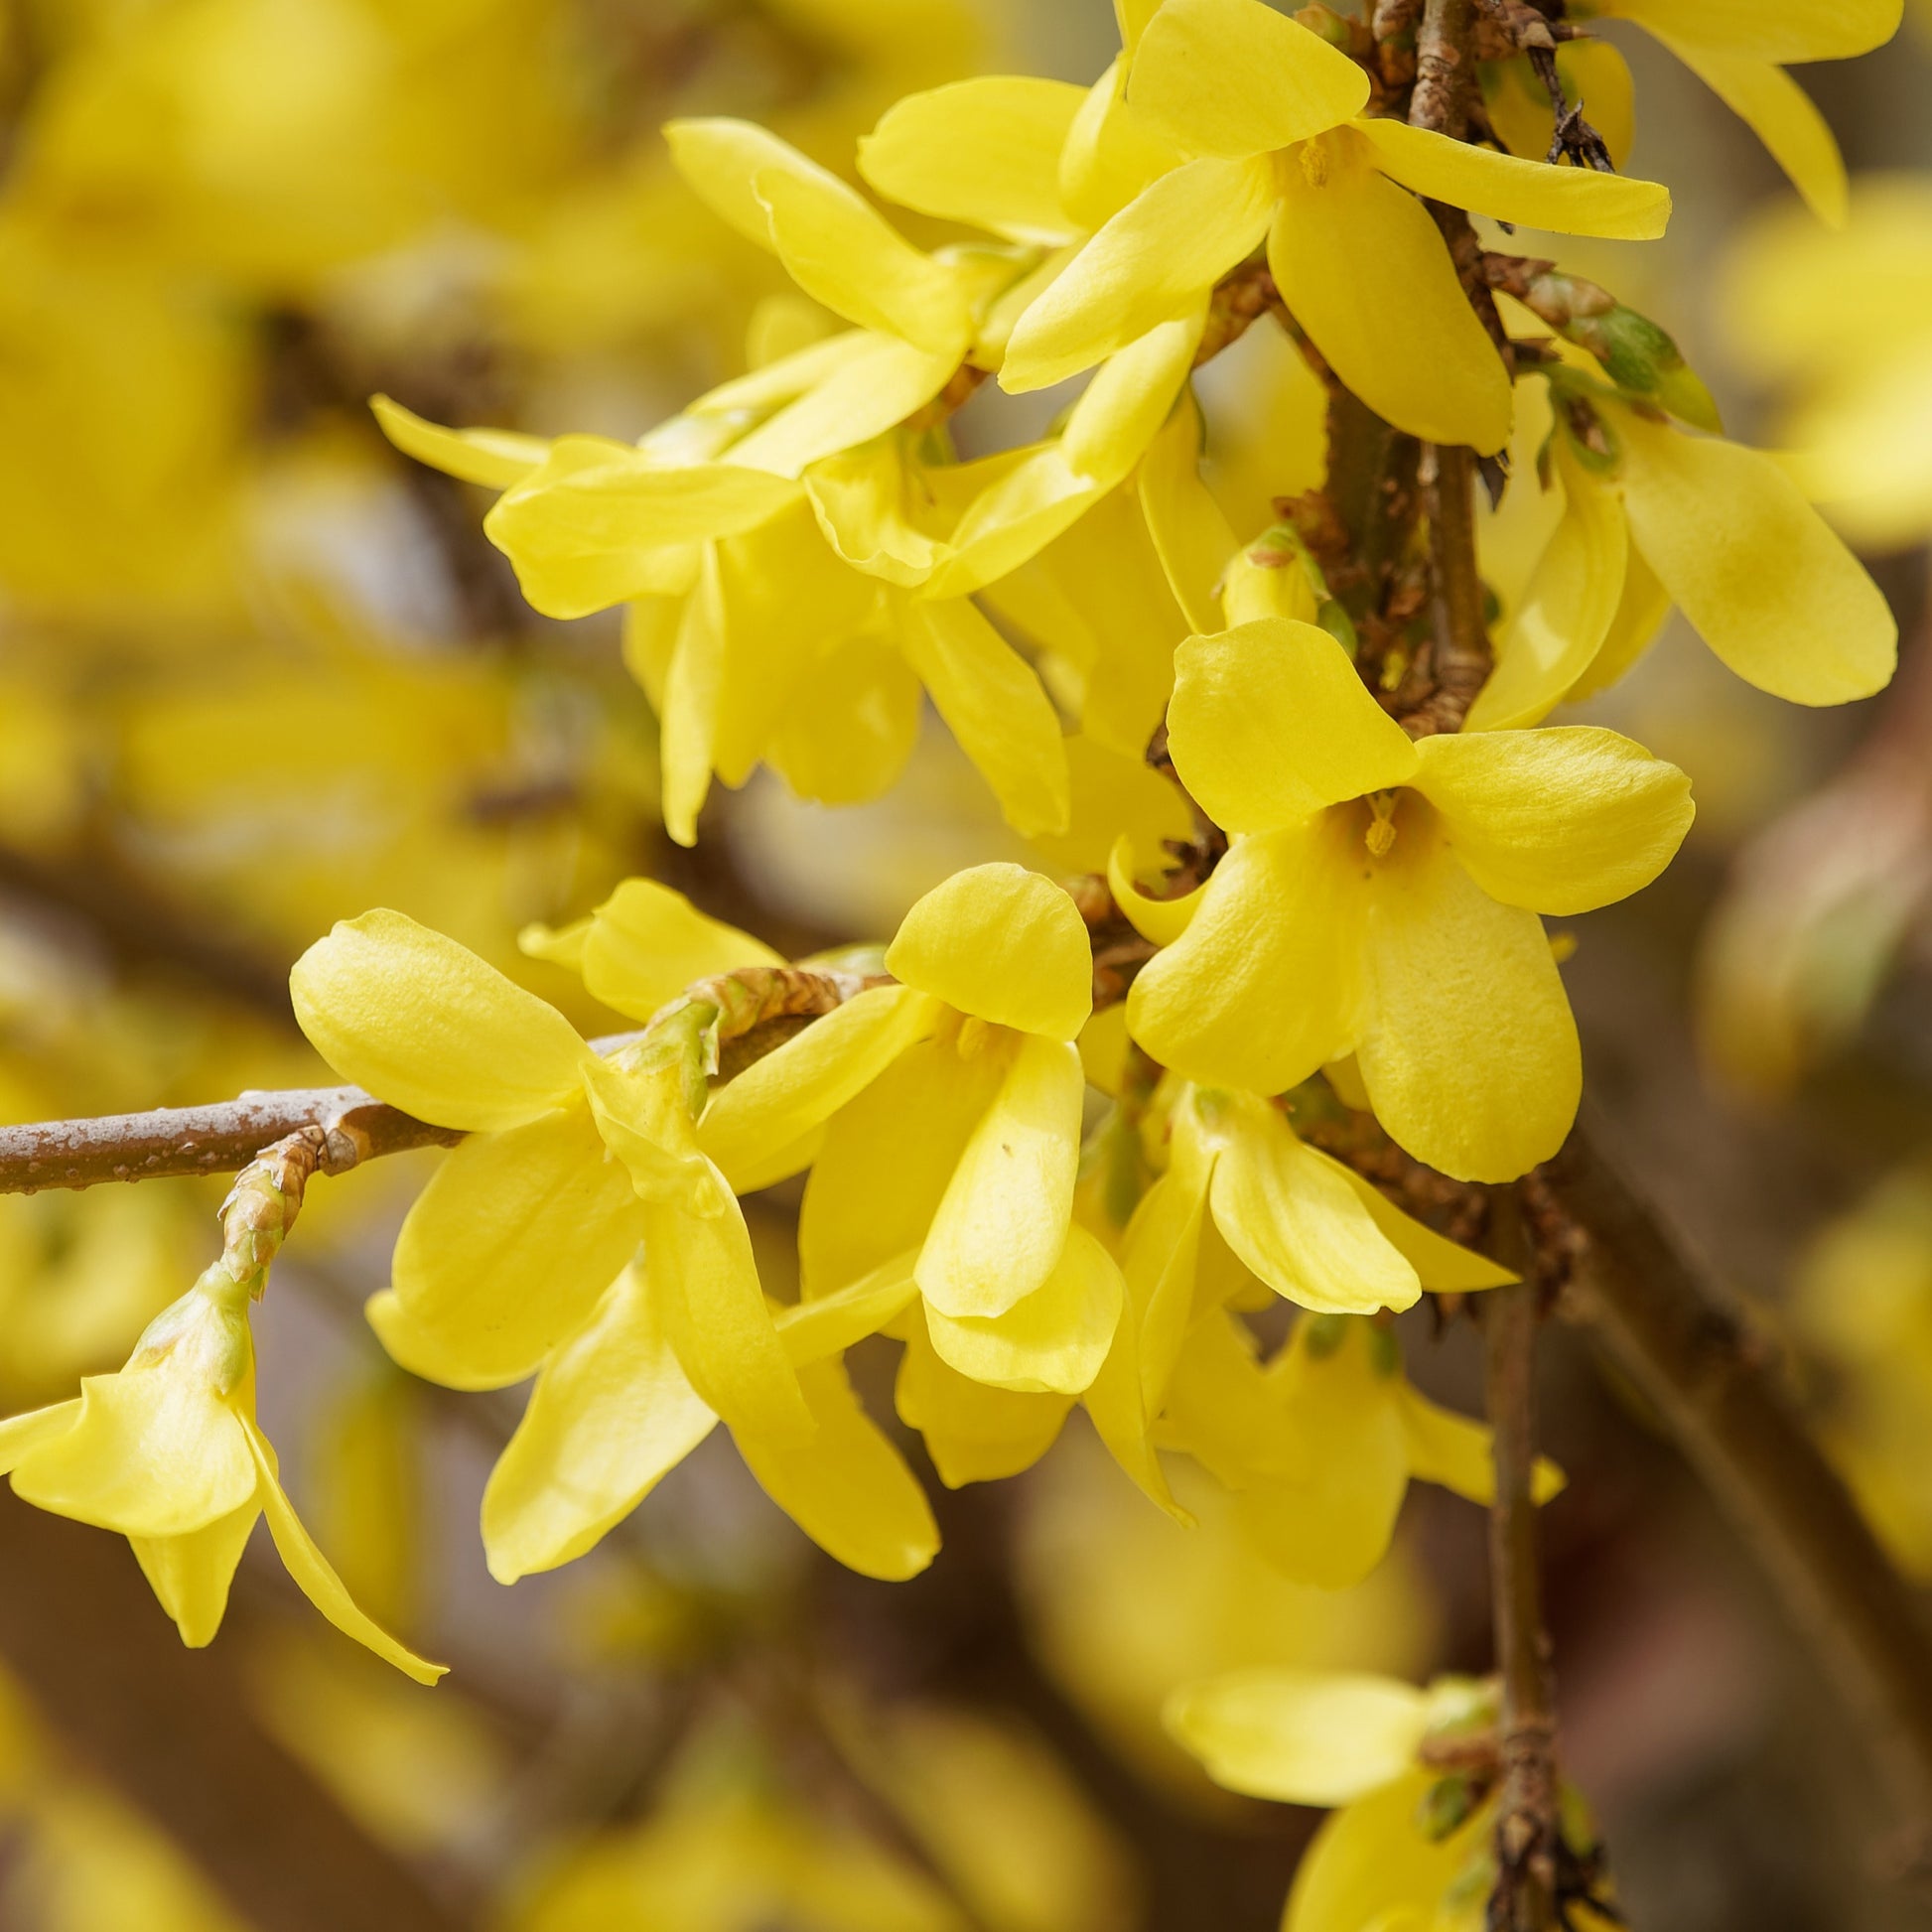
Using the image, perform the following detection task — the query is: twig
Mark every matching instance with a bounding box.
[1546,1112,1932,1863]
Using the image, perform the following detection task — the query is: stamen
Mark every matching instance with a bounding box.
[1364,792,1399,859]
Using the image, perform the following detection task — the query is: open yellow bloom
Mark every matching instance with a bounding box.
[1470,382,1898,729]
[0,1285,442,1683]
[1002,0,1671,452]
[1127,620,1695,1180]
[1574,0,1902,224]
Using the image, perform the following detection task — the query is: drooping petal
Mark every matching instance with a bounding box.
[663,116,830,248]
[916,1034,1085,1319]
[1356,826,1581,1182]
[1610,406,1897,704]
[923,449,1108,603]
[1033,737,1194,882]
[1002,155,1277,392]
[385,1104,646,1389]
[1269,133,1512,454]
[560,877,781,1024]
[1566,539,1672,703]
[1396,1382,1566,1507]
[1107,835,1205,947]
[0,1399,80,1470]
[776,1252,922,1364]
[1415,726,1694,916]
[244,1422,446,1684]
[897,1326,1073,1487]
[1307,1148,1517,1291]
[657,550,722,847]
[1167,619,1420,831]
[131,1500,259,1648]
[1165,1667,1431,1805]
[1465,440,1630,732]
[1056,314,1203,491]
[1139,388,1240,635]
[1354,118,1670,239]
[1205,1093,1421,1315]
[1285,1773,1491,1932]
[1058,55,1188,232]
[292,909,592,1133]
[481,1261,717,1583]
[859,78,1086,245]
[897,598,1071,839]
[925,1224,1124,1393]
[371,395,548,490]
[1606,0,1900,67]
[1127,0,1370,158]
[645,1189,814,1445]
[701,986,942,1191]
[765,631,923,808]
[1128,818,1369,1095]
[725,335,962,478]
[1159,1310,1306,1487]
[738,1358,939,1580]
[887,864,1093,1040]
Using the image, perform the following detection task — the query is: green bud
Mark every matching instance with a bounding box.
[1304,1311,1352,1360]
[1417,1772,1480,1842]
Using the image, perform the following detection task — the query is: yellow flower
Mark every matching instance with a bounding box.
[0,1280,442,1683]
[1126,619,1695,1180]
[1167,1668,1499,1932]
[1470,380,1897,729]
[1002,0,1671,453]
[703,864,1122,1400]
[1573,0,1902,224]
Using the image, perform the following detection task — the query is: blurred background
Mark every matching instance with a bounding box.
[2,1,1932,1927]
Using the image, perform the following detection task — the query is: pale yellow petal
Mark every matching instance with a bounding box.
[292,909,591,1132]
[1286,1772,1491,1932]
[658,554,722,847]
[1168,618,1419,831]
[859,78,1085,244]
[664,116,828,249]
[1566,539,1671,704]
[0,1399,81,1471]
[765,631,922,808]
[1128,0,1370,158]
[738,1358,938,1579]
[386,1105,646,1389]
[776,1252,922,1364]
[1165,1668,1430,1805]
[888,864,1093,1040]
[481,1260,717,1582]
[1608,0,1899,68]
[1139,388,1240,635]
[1357,829,1581,1182]
[1128,818,1368,1094]
[917,1034,1085,1319]
[726,336,961,478]
[573,878,781,1023]
[371,395,548,490]
[1058,315,1203,490]
[1307,1148,1517,1291]
[1059,56,1187,232]
[1002,156,1277,391]
[245,1423,446,1684]
[1610,407,1896,704]
[925,1224,1124,1393]
[132,1500,258,1648]
[1415,726,1694,916]
[1270,134,1512,453]
[897,597,1071,839]
[1396,1382,1566,1507]
[1354,118,1670,239]
[897,1327,1073,1487]
[1031,736,1194,880]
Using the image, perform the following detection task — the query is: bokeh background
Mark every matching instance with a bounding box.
[2,2,1932,1928]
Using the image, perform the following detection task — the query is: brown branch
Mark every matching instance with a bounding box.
[1546,1113,1932,1862]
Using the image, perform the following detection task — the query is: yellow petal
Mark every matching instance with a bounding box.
[1107,834,1205,947]
[1058,55,1188,232]
[386,1105,646,1389]
[245,1422,446,1684]
[1139,387,1240,635]
[702,987,940,1192]
[131,1500,259,1648]
[726,335,962,478]
[1287,1772,1491,1932]
[1608,0,1900,66]
[916,1034,1085,1319]
[1128,0,1369,158]
[1357,830,1581,1182]
[1165,1667,1430,1805]
[1002,155,1277,391]
[1058,315,1203,490]
[1128,818,1368,1094]
[1354,118,1670,239]
[925,1224,1124,1393]
[1396,1381,1566,1507]
[644,1190,814,1445]
[1610,407,1897,704]
[1415,726,1694,916]
[1031,735,1194,881]
[766,630,921,808]
[664,116,826,249]
[1159,1311,1306,1486]
[738,1357,938,1580]
[1204,1093,1421,1314]
[776,1252,922,1364]
[897,1326,1073,1487]
[658,559,721,849]
[897,598,1071,839]
[0,1399,80,1471]
[370,395,548,490]
[888,864,1093,1039]
[859,77,1085,245]
[1484,41,1635,172]
[809,435,951,589]
[292,909,592,1133]
[481,1260,717,1582]
[1567,540,1672,704]
[1168,619,1420,831]
[1465,441,1629,732]
[1269,134,1512,454]
[571,878,782,1023]
[800,1035,1010,1297]
[1308,1149,1516,1291]
[923,449,1108,603]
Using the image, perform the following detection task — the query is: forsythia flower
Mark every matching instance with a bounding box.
[1571,0,1902,224]
[1471,379,1898,729]
[1002,0,1671,453]
[1126,619,1695,1180]
[0,1159,442,1682]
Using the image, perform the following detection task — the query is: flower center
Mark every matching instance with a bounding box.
[1363,791,1400,859]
